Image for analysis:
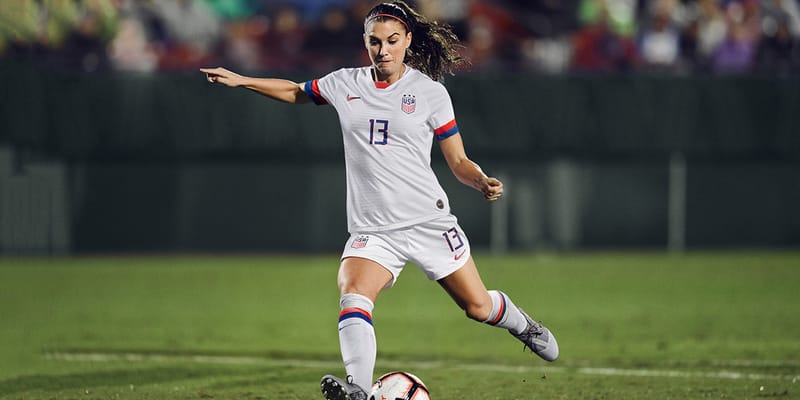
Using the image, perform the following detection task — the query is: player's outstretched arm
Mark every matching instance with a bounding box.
[200,67,311,104]
[439,133,503,202]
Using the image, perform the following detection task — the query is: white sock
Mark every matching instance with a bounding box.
[338,293,376,391]
[483,290,530,335]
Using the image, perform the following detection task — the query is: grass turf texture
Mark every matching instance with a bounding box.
[0,251,798,399]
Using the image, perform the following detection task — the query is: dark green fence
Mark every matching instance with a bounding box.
[3,62,799,160]
[1,62,799,253]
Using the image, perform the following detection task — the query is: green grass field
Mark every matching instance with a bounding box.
[1,251,799,399]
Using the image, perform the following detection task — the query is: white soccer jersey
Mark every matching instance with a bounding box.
[302,65,460,232]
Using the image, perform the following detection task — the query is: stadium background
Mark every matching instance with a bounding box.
[1,0,799,255]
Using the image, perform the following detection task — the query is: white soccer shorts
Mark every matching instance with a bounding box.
[341,214,471,288]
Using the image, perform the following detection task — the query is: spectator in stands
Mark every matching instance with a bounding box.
[578,0,639,38]
[0,0,42,59]
[571,3,638,73]
[47,0,119,72]
[416,0,470,40]
[463,12,501,70]
[678,15,701,72]
[151,0,222,70]
[484,0,579,74]
[464,1,534,70]
[684,0,729,72]
[753,14,799,76]
[109,0,158,72]
[711,0,761,73]
[211,1,267,73]
[760,0,800,38]
[219,13,268,72]
[257,3,307,72]
[639,2,682,72]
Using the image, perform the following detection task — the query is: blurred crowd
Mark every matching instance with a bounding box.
[1,0,799,76]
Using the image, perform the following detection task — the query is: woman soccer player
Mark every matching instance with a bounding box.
[201,2,558,399]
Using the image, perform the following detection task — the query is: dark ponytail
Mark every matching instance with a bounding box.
[365,1,466,81]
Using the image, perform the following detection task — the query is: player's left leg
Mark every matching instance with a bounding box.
[437,257,559,362]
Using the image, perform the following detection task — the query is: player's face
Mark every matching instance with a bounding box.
[364,19,412,82]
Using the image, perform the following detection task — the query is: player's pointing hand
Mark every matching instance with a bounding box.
[200,67,244,87]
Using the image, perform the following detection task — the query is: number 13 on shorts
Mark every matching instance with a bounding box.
[442,226,464,252]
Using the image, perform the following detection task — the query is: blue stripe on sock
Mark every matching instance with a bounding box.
[338,312,373,325]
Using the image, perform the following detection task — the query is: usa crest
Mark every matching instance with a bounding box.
[401,94,416,114]
[351,235,369,249]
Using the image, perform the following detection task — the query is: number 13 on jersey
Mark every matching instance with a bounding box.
[369,119,389,145]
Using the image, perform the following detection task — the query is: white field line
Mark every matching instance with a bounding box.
[44,351,800,382]
[709,359,800,367]
[576,367,798,382]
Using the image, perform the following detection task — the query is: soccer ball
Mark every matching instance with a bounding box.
[368,371,430,400]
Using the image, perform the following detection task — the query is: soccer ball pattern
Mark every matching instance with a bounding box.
[369,371,430,400]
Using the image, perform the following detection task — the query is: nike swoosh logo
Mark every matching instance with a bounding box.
[454,250,467,261]
[346,94,361,101]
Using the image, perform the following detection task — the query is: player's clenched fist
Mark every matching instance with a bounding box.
[482,177,503,201]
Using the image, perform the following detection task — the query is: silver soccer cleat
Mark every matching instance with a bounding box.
[511,307,559,362]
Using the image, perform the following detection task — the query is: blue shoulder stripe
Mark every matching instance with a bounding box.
[435,124,459,140]
[303,80,327,105]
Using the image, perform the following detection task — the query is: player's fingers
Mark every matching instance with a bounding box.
[200,68,227,82]
[484,183,503,196]
[484,190,502,201]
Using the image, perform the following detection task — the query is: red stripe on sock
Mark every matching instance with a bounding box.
[339,307,372,320]
[489,293,506,326]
